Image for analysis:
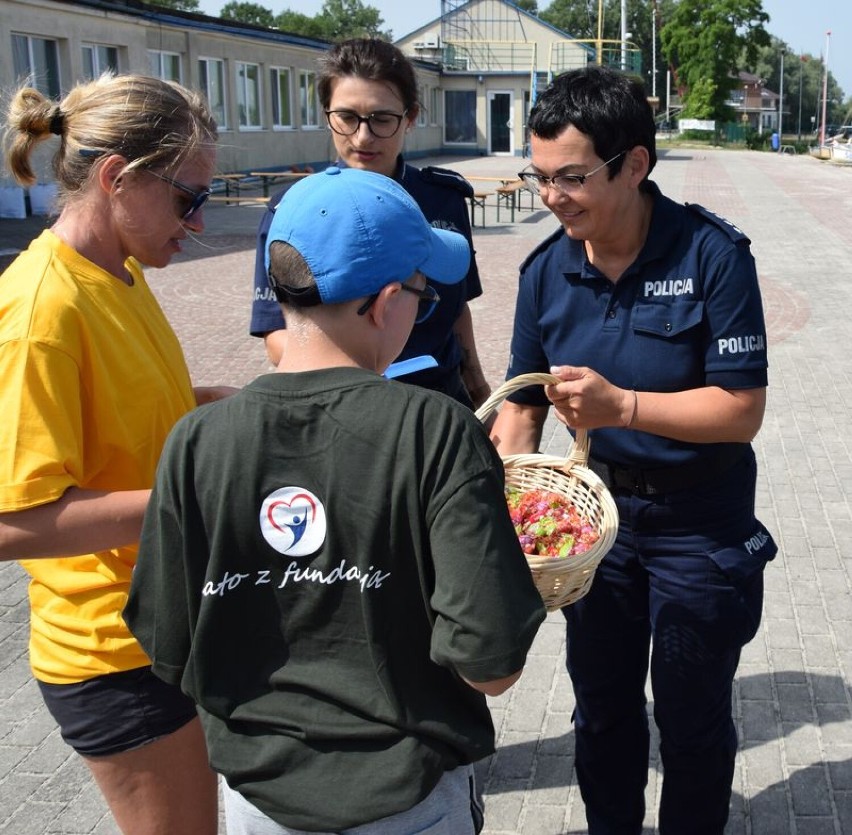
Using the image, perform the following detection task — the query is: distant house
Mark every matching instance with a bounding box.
[732,71,780,134]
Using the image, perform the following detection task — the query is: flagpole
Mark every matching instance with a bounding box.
[819,30,831,146]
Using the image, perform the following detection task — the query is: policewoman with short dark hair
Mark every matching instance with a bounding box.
[250,38,490,409]
[491,65,777,835]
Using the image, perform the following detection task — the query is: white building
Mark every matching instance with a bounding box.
[1,0,598,192]
[397,0,594,157]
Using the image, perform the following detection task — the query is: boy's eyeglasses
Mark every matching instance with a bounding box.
[518,151,627,196]
[146,169,212,221]
[357,283,441,324]
[326,109,408,139]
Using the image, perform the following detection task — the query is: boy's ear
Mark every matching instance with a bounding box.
[364,283,400,329]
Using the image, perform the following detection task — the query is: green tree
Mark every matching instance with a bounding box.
[316,0,391,40]
[620,0,677,102]
[275,0,390,41]
[515,0,540,14]
[147,0,201,10]
[660,0,770,121]
[540,0,676,97]
[276,10,330,39]
[220,1,275,26]
[540,0,600,39]
[747,37,847,138]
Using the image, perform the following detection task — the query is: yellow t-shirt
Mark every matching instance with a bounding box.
[0,230,196,684]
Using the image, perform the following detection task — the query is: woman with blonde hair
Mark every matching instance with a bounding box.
[0,74,229,833]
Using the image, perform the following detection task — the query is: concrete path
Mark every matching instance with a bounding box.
[2,147,852,833]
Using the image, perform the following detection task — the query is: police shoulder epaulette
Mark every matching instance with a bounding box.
[519,227,565,273]
[685,202,750,244]
[420,165,474,197]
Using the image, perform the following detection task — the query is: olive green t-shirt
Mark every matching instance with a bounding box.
[125,368,545,830]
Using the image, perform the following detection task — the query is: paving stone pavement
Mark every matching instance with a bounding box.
[1,147,852,834]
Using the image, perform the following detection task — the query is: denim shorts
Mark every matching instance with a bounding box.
[223,764,484,835]
[37,666,198,757]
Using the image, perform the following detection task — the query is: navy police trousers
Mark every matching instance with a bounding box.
[563,451,777,834]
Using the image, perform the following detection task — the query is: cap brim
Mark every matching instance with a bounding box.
[419,227,471,285]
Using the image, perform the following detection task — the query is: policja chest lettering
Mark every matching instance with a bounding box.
[644,278,694,297]
[642,277,765,357]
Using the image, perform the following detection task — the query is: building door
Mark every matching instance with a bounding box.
[488,91,513,155]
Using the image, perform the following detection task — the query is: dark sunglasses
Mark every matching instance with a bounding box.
[146,169,212,221]
[357,282,440,324]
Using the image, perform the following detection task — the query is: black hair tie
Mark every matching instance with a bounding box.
[49,109,64,136]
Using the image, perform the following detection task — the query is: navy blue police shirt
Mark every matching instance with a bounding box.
[506,180,769,469]
[250,156,482,392]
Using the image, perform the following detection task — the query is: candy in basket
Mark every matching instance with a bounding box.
[475,373,619,612]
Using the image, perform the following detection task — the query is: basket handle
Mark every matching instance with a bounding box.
[474,372,590,467]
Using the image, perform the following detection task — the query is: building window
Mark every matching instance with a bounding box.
[418,85,428,127]
[12,34,60,98]
[81,44,119,80]
[236,62,262,129]
[299,70,320,128]
[148,50,181,82]
[445,90,477,144]
[199,58,227,130]
[430,87,440,125]
[270,67,293,128]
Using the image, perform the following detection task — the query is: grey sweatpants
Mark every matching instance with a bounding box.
[223,764,482,835]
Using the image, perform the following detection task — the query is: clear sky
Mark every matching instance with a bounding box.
[760,0,850,100]
[194,0,851,100]
[195,0,435,41]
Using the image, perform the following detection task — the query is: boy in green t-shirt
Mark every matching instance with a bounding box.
[125,167,545,834]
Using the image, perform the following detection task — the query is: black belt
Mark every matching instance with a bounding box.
[588,447,747,496]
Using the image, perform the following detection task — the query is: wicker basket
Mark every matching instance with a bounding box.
[475,372,619,612]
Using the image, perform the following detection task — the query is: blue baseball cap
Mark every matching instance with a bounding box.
[265,167,470,305]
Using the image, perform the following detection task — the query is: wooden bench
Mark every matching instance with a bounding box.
[468,191,491,227]
[212,173,251,199]
[208,195,270,207]
[495,180,527,222]
[250,171,311,197]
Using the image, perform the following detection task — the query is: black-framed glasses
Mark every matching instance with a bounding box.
[146,169,212,221]
[518,151,627,196]
[325,109,409,139]
[357,282,441,324]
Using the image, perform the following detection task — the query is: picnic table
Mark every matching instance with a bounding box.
[250,171,311,198]
[465,175,535,223]
[211,173,251,202]
[466,189,491,228]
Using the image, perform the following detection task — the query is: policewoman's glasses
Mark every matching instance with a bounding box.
[518,151,627,196]
[325,109,409,139]
[357,283,441,324]
[145,169,212,221]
